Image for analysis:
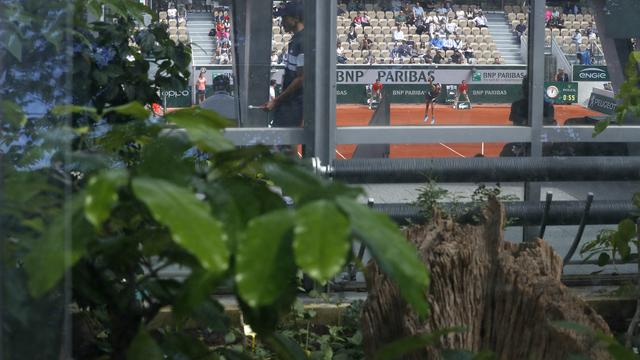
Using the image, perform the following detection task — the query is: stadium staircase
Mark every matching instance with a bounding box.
[486,12,524,65]
[187,12,216,66]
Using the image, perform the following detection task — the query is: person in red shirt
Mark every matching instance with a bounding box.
[453,79,471,109]
[372,78,383,101]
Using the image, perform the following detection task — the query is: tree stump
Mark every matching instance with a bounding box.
[362,198,612,359]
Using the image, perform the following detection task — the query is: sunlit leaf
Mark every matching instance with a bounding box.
[236,210,296,307]
[592,119,610,137]
[1,100,27,127]
[104,101,150,120]
[165,107,233,152]
[293,200,350,283]
[337,197,430,317]
[132,177,229,274]
[84,169,128,228]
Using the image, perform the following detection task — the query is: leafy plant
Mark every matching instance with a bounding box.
[1,2,430,359]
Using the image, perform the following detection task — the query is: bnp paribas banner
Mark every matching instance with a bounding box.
[334,65,526,104]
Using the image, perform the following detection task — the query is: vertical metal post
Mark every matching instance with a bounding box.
[231,0,273,127]
[523,0,545,241]
[303,0,337,164]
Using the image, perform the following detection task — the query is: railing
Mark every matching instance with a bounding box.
[551,35,572,74]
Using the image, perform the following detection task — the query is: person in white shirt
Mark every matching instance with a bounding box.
[572,29,582,46]
[270,51,279,65]
[442,36,456,51]
[456,9,466,19]
[167,5,177,19]
[473,12,488,28]
[445,19,458,34]
[392,25,405,41]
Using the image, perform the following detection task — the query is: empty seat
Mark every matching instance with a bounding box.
[369,19,379,27]
[378,19,388,27]
[178,34,189,44]
[169,34,179,43]
[385,11,394,19]
[471,27,480,35]
[482,50,492,59]
[364,27,373,35]
[480,27,489,35]
[376,11,385,19]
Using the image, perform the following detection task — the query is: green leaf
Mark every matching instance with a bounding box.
[264,332,309,360]
[550,320,593,334]
[293,200,350,283]
[126,327,163,360]
[104,101,150,120]
[617,219,636,241]
[633,193,640,209]
[593,119,610,137]
[262,162,325,204]
[138,136,193,186]
[24,197,92,297]
[0,32,22,62]
[132,177,229,274]
[84,169,128,227]
[597,252,611,266]
[1,100,26,127]
[174,270,220,320]
[336,197,430,317]
[236,210,296,307]
[165,107,233,152]
[374,327,466,360]
[50,105,99,119]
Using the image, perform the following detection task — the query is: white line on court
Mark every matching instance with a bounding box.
[439,143,466,158]
[335,150,347,159]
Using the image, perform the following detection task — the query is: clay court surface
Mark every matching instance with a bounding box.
[335,104,603,159]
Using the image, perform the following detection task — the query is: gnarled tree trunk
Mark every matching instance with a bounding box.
[362,199,612,359]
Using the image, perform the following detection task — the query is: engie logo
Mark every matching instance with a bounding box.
[574,66,609,81]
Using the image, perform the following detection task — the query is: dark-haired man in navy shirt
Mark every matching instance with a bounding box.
[262,2,304,128]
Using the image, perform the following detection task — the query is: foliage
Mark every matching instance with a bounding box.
[1,2,430,359]
[551,321,639,360]
[593,51,640,137]
[414,181,518,225]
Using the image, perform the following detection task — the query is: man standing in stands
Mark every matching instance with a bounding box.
[555,68,569,82]
[262,2,304,129]
[199,75,237,124]
[515,19,526,42]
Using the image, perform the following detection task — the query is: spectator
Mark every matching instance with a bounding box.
[465,6,474,20]
[555,68,569,82]
[364,51,375,64]
[347,25,357,43]
[442,35,455,51]
[167,3,177,19]
[361,12,371,27]
[453,34,464,49]
[360,33,373,50]
[413,1,425,18]
[493,57,502,64]
[586,28,597,41]
[393,25,405,41]
[278,47,288,64]
[545,8,552,22]
[337,41,347,63]
[415,18,428,35]
[431,33,443,49]
[423,52,433,63]
[552,7,560,19]
[456,7,466,19]
[473,11,488,28]
[437,3,448,15]
[391,0,402,12]
[395,10,407,24]
[571,29,582,46]
[271,50,279,65]
[433,50,444,64]
[462,44,474,59]
[451,49,463,64]
[352,11,363,27]
[445,18,458,35]
[515,20,527,38]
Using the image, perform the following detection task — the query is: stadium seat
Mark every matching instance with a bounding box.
[445,49,454,58]
[447,11,455,19]
[463,28,472,36]
[480,27,489,35]
[168,19,177,27]
[384,34,392,42]
[343,49,352,58]
[551,28,560,37]
[492,51,501,59]
[584,14,592,22]
[470,42,479,51]
[488,43,497,52]
[370,19,379,27]
[560,28,569,36]
[169,34,179,43]
[374,34,384,43]
[474,35,484,43]
[350,42,360,50]
[159,11,167,20]
[478,43,488,51]
[283,34,292,42]
[341,41,349,49]
[371,49,381,58]
[355,57,364,64]
[273,26,281,34]
[274,34,283,42]
[567,14,575,22]
[581,21,589,30]
[408,26,417,34]
[387,19,395,27]
[385,11,394,19]
[458,19,468,27]
[420,34,430,42]
[516,13,526,20]
[511,20,519,29]
[168,28,178,36]
[508,13,516,21]
[177,28,188,36]
[545,28,551,37]
[376,11,385,20]
[466,35,475,44]
[504,5,513,13]
[349,11,357,19]
[482,50,492,59]
[381,50,390,58]
[378,19,388,27]
[381,26,390,33]
[178,34,189,44]
[477,58,487,64]
[471,27,480,35]
[372,26,382,34]
[364,27,373,35]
